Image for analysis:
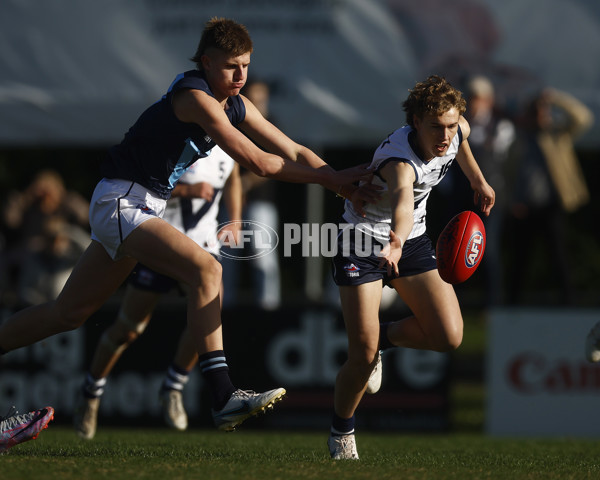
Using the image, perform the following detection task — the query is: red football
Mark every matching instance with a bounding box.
[436,211,486,284]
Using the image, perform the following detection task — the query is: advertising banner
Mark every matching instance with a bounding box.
[487,309,600,436]
[0,301,450,431]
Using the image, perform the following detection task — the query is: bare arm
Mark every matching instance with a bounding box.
[172,89,369,187]
[171,182,214,201]
[455,117,496,216]
[217,162,243,245]
[377,161,416,276]
[223,162,242,223]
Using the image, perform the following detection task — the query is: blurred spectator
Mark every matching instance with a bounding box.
[464,76,515,306]
[506,88,593,305]
[223,79,281,310]
[17,215,88,306]
[2,169,89,241]
[0,169,90,308]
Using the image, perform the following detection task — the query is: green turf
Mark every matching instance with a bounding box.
[3,426,600,480]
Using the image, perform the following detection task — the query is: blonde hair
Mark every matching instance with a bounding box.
[403,75,466,127]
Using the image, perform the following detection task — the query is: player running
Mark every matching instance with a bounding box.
[328,76,495,459]
[0,17,373,447]
[74,146,250,438]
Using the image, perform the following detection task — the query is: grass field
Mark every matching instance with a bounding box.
[3,425,600,480]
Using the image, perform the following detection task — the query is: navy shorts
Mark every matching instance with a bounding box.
[331,232,437,287]
[128,252,220,294]
[128,264,178,294]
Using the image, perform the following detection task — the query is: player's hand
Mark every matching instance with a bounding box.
[187,182,215,201]
[377,230,403,277]
[218,222,242,246]
[474,182,495,217]
[330,163,373,186]
[350,183,382,217]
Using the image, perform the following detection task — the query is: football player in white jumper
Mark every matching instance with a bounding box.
[328,76,495,459]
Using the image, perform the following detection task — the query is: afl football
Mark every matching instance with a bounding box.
[436,211,486,284]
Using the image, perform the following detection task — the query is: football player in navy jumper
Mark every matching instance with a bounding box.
[0,17,376,447]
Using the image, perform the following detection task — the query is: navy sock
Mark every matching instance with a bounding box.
[379,321,395,351]
[198,350,236,410]
[161,363,190,392]
[82,373,106,399]
[331,413,355,436]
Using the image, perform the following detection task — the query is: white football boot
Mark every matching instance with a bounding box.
[73,395,100,440]
[365,350,382,394]
[159,389,188,431]
[328,434,359,460]
[212,388,286,431]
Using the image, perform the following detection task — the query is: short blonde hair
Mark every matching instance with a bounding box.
[403,75,466,127]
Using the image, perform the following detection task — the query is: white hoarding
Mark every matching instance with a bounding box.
[487,309,600,436]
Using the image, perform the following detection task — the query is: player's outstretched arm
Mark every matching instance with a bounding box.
[455,117,495,216]
[174,88,370,187]
[239,93,374,191]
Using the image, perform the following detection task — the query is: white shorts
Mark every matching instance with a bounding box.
[90,178,167,260]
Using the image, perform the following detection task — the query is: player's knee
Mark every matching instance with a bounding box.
[347,347,379,380]
[193,256,222,294]
[431,327,463,352]
[205,256,222,282]
[437,337,462,352]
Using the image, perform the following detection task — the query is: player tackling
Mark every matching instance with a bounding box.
[328,75,495,459]
[0,17,374,452]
